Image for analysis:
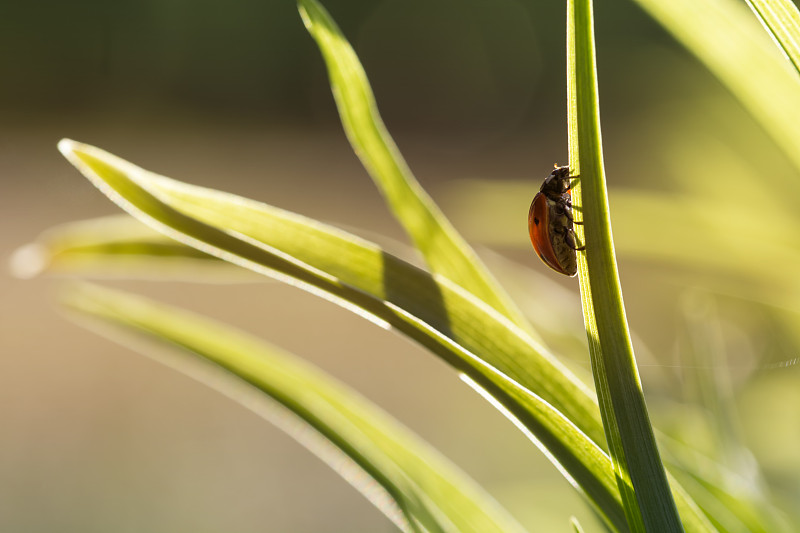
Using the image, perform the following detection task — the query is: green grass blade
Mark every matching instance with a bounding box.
[745,0,800,75]
[297,0,531,332]
[56,139,633,531]
[567,1,686,531]
[8,215,256,282]
[663,447,794,533]
[630,0,800,177]
[63,283,529,533]
[571,516,586,533]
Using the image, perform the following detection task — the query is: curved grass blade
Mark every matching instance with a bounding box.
[662,440,795,533]
[63,283,529,533]
[567,1,687,531]
[297,0,532,333]
[630,0,800,179]
[571,516,586,533]
[9,215,256,282]
[745,0,800,76]
[56,139,633,531]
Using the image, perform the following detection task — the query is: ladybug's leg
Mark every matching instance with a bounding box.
[563,228,586,251]
[564,208,584,226]
[564,175,580,192]
[563,177,586,223]
[556,202,584,226]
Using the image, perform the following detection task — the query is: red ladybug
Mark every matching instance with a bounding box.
[528,165,584,277]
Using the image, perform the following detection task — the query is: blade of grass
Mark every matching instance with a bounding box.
[296,0,533,334]
[661,437,795,533]
[679,473,793,533]
[9,215,256,282]
[63,283,529,533]
[15,206,595,367]
[567,1,685,531]
[56,139,631,531]
[630,0,800,180]
[745,0,800,75]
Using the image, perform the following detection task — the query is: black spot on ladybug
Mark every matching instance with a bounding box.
[533,217,540,225]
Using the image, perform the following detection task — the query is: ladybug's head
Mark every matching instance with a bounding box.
[540,165,572,195]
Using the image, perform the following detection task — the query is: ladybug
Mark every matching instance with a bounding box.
[528,165,584,277]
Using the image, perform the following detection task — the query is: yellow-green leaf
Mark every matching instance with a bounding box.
[64,283,529,533]
[9,215,251,282]
[745,0,800,76]
[631,0,800,178]
[297,0,532,333]
[568,1,694,531]
[56,138,630,531]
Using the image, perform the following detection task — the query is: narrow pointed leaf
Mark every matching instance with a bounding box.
[630,0,800,179]
[297,0,532,333]
[668,463,792,533]
[745,0,800,76]
[64,283,528,533]
[9,215,253,282]
[660,432,795,533]
[567,1,690,531]
[56,139,632,530]
[571,516,586,533]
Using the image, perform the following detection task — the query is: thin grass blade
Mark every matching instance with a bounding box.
[745,0,800,75]
[55,139,631,530]
[630,0,800,179]
[63,283,529,533]
[663,449,794,533]
[567,1,690,531]
[297,0,532,333]
[571,516,586,533]
[8,215,255,282]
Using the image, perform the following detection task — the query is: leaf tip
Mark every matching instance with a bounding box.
[58,138,94,171]
[8,243,48,279]
[57,138,78,158]
[297,0,313,30]
[569,516,585,533]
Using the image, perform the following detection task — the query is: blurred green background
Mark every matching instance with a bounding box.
[2,0,799,531]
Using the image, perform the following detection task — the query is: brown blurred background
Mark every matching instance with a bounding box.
[2,0,799,531]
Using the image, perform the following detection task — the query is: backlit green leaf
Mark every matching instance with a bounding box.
[297,0,532,334]
[745,0,800,76]
[64,283,528,533]
[567,1,697,531]
[56,138,628,531]
[631,0,800,178]
[9,215,250,282]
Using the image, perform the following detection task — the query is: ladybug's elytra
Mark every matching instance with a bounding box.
[528,165,584,277]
